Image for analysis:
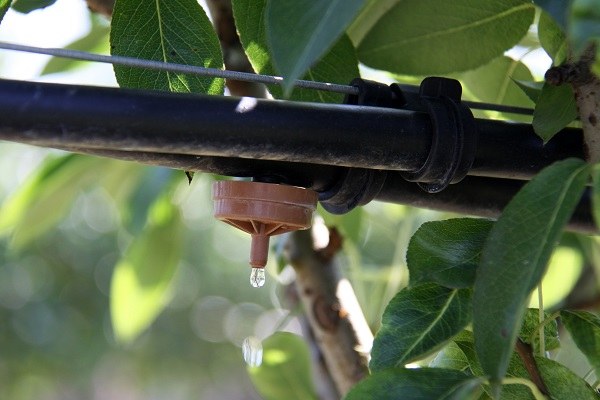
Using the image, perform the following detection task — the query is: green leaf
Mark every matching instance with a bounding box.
[344,368,478,400]
[248,332,318,400]
[593,164,600,229]
[346,0,400,46]
[0,0,10,22]
[371,283,472,370]
[533,0,571,30]
[110,194,183,343]
[232,0,359,103]
[357,0,535,75]
[110,0,224,94]
[265,0,364,95]
[11,0,56,14]
[536,356,599,399]
[459,57,534,108]
[533,83,578,142]
[473,158,590,385]
[429,341,471,372]
[41,15,110,75]
[513,80,544,104]
[519,309,560,353]
[570,0,600,55]
[407,218,494,289]
[561,310,600,376]
[0,154,105,250]
[538,11,567,63]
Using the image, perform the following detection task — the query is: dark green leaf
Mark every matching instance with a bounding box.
[593,165,600,229]
[344,368,476,400]
[358,0,535,75]
[110,194,183,343]
[533,0,571,30]
[41,15,110,75]
[473,158,590,385]
[570,0,600,55]
[11,0,56,13]
[533,83,578,142]
[0,155,106,250]
[536,356,599,399]
[407,218,493,288]
[248,332,318,400]
[110,0,224,94]
[0,0,10,22]
[233,0,359,103]
[519,309,560,352]
[265,0,364,95]
[371,283,472,370]
[513,80,544,104]
[538,11,567,63]
[459,57,534,108]
[561,310,600,376]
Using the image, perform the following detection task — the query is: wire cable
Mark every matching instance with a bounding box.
[0,41,535,115]
[0,41,360,96]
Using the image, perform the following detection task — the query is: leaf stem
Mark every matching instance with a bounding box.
[526,311,560,345]
[538,285,545,357]
[502,377,548,400]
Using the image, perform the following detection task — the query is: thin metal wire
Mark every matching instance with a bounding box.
[0,41,535,115]
[0,41,360,96]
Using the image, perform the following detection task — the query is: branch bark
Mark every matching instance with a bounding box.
[546,44,600,163]
[515,339,550,396]
[285,227,372,397]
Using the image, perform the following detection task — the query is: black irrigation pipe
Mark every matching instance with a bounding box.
[0,78,593,233]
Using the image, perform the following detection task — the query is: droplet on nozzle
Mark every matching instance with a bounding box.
[250,267,266,288]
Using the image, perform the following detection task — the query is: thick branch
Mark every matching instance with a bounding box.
[204,0,265,97]
[546,44,600,163]
[285,228,372,396]
[515,339,550,396]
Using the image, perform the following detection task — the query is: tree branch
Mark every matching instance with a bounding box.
[546,44,600,163]
[285,227,372,397]
[515,339,550,396]
[84,0,114,18]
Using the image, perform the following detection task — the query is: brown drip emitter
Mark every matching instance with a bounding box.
[212,180,318,287]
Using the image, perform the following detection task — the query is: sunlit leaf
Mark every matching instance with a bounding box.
[110,0,224,94]
[248,332,318,400]
[407,218,493,289]
[561,310,600,377]
[232,0,358,103]
[371,283,472,370]
[429,341,471,372]
[473,159,590,387]
[346,0,400,46]
[41,14,110,75]
[0,154,105,250]
[265,0,364,95]
[459,57,534,109]
[344,368,479,400]
[11,0,56,14]
[110,194,183,343]
[0,0,10,22]
[358,0,535,75]
[532,83,578,142]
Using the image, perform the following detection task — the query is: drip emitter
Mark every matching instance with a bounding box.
[212,181,318,287]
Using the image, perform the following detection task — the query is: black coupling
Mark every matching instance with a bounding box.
[400,77,478,193]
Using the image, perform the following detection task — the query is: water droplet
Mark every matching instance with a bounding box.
[242,336,263,367]
[250,267,265,288]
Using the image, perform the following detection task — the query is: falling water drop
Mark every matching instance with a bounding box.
[250,267,266,288]
[242,336,263,367]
